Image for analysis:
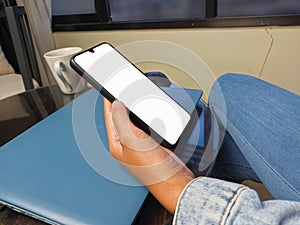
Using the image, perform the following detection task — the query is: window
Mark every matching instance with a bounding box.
[52,0,95,16]
[52,0,300,31]
[218,0,300,17]
[109,0,205,21]
[52,0,110,24]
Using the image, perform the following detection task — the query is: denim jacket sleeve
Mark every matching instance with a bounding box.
[173,177,300,225]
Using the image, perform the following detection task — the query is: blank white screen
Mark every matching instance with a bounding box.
[74,43,190,145]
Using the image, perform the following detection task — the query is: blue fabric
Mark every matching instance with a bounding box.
[211,131,261,183]
[174,74,300,224]
[209,73,300,201]
[174,177,300,225]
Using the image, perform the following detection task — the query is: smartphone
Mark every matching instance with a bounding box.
[71,42,191,149]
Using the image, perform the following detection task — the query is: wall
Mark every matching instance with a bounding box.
[53,26,300,98]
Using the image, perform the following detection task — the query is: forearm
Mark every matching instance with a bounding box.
[147,167,194,214]
[120,146,195,214]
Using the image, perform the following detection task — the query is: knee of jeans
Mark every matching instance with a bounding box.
[208,74,230,117]
[209,73,231,107]
[208,73,255,108]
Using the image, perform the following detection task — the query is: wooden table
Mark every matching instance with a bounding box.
[0,85,172,225]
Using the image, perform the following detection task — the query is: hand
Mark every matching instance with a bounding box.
[103,98,195,213]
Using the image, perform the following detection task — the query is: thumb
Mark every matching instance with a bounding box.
[111,101,159,151]
[111,101,131,141]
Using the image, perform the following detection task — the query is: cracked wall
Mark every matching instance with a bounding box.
[259,28,274,78]
[54,26,300,95]
[259,27,300,95]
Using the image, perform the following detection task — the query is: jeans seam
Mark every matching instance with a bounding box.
[211,103,300,198]
[226,119,300,199]
[220,186,249,225]
[216,162,254,171]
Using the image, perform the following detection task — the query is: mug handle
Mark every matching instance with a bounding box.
[54,61,73,93]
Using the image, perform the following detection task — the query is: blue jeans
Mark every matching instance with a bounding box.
[209,74,300,201]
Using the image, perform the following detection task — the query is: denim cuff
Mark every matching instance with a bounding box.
[173,177,248,225]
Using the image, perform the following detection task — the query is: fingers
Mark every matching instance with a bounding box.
[103,98,122,154]
[103,98,115,140]
[112,101,160,151]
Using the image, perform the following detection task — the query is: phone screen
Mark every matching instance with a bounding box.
[72,43,191,146]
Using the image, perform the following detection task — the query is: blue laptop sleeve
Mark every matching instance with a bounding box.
[0,87,202,225]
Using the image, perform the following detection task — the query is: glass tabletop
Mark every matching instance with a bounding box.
[0,85,85,146]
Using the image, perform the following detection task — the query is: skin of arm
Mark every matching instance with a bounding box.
[103,99,195,214]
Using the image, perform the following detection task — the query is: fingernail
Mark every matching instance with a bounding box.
[112,100,120,110]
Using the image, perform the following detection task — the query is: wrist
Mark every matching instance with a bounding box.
[122,148,192,186]
[147,168,195,214]
[121,145,168,166]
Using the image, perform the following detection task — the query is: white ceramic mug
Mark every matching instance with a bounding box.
[44,47,85,94]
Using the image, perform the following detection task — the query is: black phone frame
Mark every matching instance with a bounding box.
[70,42,198,150]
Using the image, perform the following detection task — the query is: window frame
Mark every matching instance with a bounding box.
[52,0,111,24]
[52,0,300,31]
